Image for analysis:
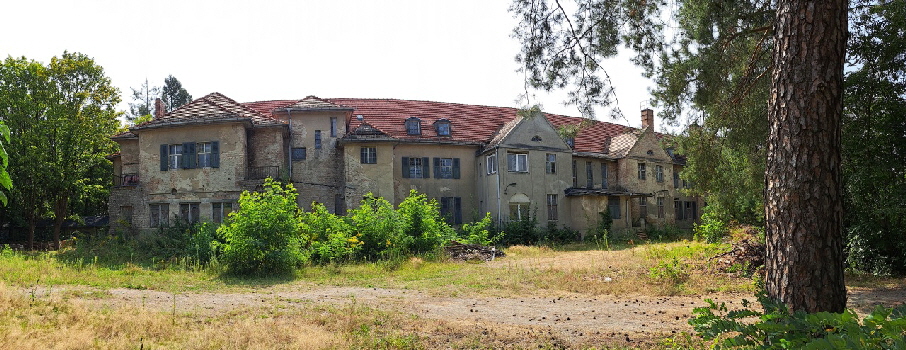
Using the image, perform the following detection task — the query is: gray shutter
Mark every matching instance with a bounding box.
[433,157,440,179]
[421,157,429,178]
[211,141,220,168]
[183,142,196,169]
[160,144,168,171]
[401,157,410,178]
[452,158,460,179]
[454,197,462,224]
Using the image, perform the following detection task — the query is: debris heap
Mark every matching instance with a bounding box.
[712,238,765,275]
[444,241,505,262]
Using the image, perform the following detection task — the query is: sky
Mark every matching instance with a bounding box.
[1,0,659,129]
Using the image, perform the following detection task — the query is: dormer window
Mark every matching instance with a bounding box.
[435,119,451,136]
[565,137,575,148]
[406,117,422,135]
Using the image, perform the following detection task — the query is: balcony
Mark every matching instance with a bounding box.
[114,173,139,187]
[246,166,281,180]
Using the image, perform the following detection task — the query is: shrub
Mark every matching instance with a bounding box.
[397,190,456,254]
[217,179,306,275]
[694,205,729,243]
[302,202,361,264]
[498,210,540,246]
[459,212,502,246]
[348,195,409,260]
[539,222,580,245]
[691,289,906,349]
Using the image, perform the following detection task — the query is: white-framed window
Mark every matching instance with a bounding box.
[507,153,528,172]
[405,117,421,135]
[330,117,337,137]
[638,162,647,180]
[509,202,530,221]
[437,158,454,179]
[655,165,664,182]
[545,154,556,174]
[168,144,182,170]
[197,142,212,168]
[408,157,424,178]
[150,203,169,228]
[360,147,377,164]
[547,194,558,221]
[212,202,233,224]
[486,154,497,174]
[435,120,451,136]
[179,203,200,223]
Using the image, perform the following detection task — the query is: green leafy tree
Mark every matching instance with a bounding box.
[512,0,848,312]
[127,78,159,121]
[217,179,306,275]
[0,52,119,249]
[161,75,192,112]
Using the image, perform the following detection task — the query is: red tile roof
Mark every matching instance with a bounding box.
[243,99,298,116]
[133,93,285,131]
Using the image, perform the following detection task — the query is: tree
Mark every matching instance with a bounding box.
[511,0,848,312]
[161,75,192,112]
[127,78,159,121]
[0,52,120,249]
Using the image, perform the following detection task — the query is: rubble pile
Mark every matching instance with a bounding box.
[444,241,505,262]
[712,238,765,275]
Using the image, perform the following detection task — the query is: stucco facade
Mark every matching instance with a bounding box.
[109,93,701,238]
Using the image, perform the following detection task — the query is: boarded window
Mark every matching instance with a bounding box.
[292,147,307,160]
[120,206,133,225]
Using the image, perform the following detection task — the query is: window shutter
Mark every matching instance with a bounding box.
[452,158,460,179]
[440,197,449,217]
[183,142,196,169]
[211,141,220,168]
[401,157,410,178]
[421,157,430,178]
[433,158,440,179]
[160,144,168,171]
[454,197,462,224]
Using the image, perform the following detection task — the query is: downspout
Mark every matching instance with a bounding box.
[285,108,293,179]
[495,148,502,227]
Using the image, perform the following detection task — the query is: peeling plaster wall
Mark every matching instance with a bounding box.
[392,144,480,222]
[286,111,347,213]
[343,142,396,207]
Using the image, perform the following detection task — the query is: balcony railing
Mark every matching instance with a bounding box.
[246,166,281,180]
[114,173,139,187]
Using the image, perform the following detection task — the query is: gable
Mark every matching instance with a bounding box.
[496,113,571,152]
[625,130,672,162]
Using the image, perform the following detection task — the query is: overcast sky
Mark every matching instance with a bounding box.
[1,0,659,129]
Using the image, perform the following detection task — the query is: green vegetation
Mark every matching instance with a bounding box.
[691,289,906,349]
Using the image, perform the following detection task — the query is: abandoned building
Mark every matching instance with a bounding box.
[109,93,702,237]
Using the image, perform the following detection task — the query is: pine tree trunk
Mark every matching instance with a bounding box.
[765,0,848,313]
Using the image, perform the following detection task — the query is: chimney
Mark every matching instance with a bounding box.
[641,108,654,130]
[154,98,166,119]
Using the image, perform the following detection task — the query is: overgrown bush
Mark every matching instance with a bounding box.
[302,202,361,264]
[694,205,729,243]
[498,211,540,246]
[217,179,306,275]
[459,212,502,246]
[539,222,579,245]
[348,195,409,260]
[397,190,456,254]
[691,289,906,349]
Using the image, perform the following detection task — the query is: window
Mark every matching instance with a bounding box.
[638,162,647,180]
[440,197,462,224]
[507,153,528,172]
[657,197,665,218]
[160,141,218,170]
[509,203,530,221]
[601,163,608,189]
[150,203,169,228]
[655,165,664,182]
[486,154,497,174]
[360,147,377,164]
[674,172,680,188]
[572,160,578,187]
[168,144,182,170]
[401,157,429,178]
[405,117,421,135]
[565,137,575,148]
[433,158,460,179]
[545,154,556,174]
[292,147,307,160]
[586,161,594,188]
[435,120,451,136]
[212,202,233,224]
[639,198,648,218]
[330,117,337,137]
[674,198,683,220]
[315,130,322,149]
[179,203,200,223]
[120,206,133,225]
[547,194,558,221]
[608,196,621,219]
[197,142,212,167]
[685,201,697,221]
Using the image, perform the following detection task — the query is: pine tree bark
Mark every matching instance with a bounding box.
[765,0,848,313]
